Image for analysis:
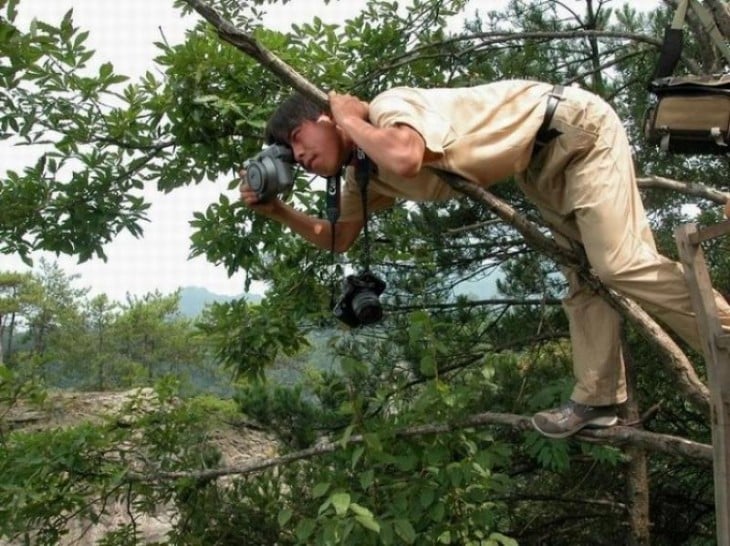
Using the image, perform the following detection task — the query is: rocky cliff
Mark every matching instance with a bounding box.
[3,388,278,544]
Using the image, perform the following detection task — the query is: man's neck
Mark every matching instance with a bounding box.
[343,146,357,168]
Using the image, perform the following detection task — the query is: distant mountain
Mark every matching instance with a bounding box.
[178,286,262,318]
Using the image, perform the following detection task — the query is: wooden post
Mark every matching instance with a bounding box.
[675,222,730,545]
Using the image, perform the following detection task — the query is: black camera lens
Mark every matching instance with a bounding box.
[243,145,295,203]
[246,163,267,193]
[332,271,386,328]
[351,290,383,325]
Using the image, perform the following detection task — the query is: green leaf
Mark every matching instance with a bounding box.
[99,62,113,79]
[312,482,330,498]
[193,94,220,104]
[420,353,436,376]
[277,508,292,527]
[73,30,89,47]
[355,514,381,534]
[419,487,435,508]
[340,423,354,447]
[330,492,350,516]
[5,0,20,21]
[359,468,374,490]
[363,433,382,452]
[395,453,417,471]
[107,75,128,84]
[430,502,445,523]
[349,502,375,518]
[295,518,316,542]
[487,532,518,546]
[394,519,416,544]
[351,445,364,469]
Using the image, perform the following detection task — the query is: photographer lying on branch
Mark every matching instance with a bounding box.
[239,79,730,439]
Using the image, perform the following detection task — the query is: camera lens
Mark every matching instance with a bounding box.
[351,290,382,324]
[246,162,267,192]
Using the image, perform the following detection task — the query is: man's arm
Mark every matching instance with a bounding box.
[239,181,363,253]
[328,91,440,178]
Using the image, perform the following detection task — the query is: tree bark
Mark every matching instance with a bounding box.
[637,175,730,206]
[0,315,4,366]
[704,0,730,39]
[621,336,651,546]
[125,408,712,484]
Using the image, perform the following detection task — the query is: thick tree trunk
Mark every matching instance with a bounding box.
[704,0,730,39]
[0,316,4,366]
[7,312,16,363]
[622,336,651,546]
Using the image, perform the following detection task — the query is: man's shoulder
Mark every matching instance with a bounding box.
[374,80,543,95]
[371,80,546,110]
[371,86,422,106]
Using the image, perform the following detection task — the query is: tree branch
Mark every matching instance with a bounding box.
[356,30,700,86]
[391,298,563,311]
[637,175,730,205]
[704,0,730,39]
[183,0,328,108]
[125,409,711,484]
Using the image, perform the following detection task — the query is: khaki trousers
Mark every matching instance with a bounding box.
[517,86,730,406]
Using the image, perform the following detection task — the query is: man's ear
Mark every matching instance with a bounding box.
[316,113,335,125]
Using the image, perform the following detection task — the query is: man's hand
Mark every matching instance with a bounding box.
[237,168,363,252]
[238,169,279,216]
[328,91,369,127]
[328,91,430,178]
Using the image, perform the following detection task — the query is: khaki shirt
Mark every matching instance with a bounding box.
[339,80,554,222]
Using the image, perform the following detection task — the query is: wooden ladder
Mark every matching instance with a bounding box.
[675,219,730,546]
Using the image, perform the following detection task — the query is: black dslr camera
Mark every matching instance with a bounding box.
[333,271,386,328]
[243,144,295,202]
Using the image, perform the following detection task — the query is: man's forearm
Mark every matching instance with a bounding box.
[337,116,426,178]
[262,201,333,250]
[240,178,362,252]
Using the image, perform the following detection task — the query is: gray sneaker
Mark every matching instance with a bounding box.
[531,400,618,439]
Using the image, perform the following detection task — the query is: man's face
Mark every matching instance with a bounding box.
[289,115,346,177]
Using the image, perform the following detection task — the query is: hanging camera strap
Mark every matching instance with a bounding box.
[325,173,340,252]
[354,148,372,272]
[324,148,372,255]
[325,147,372,304]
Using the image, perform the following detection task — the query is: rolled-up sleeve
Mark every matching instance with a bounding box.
[369,89,454,155]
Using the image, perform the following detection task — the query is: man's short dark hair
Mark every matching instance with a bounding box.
[265,93,325,145]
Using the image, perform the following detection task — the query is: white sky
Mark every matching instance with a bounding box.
[2,0,660,302]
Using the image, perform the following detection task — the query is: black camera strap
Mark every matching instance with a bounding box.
[354,148,372,271]
[325,174,340,253]
[323,148,372,258]
[325,148,373,308]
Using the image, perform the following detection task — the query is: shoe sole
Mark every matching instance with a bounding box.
[530,415,618,439]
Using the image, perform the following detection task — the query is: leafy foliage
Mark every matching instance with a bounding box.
[2,0,729,544]
[0,262,222,393]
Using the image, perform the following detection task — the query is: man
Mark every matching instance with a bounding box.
[240,80,730,438]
